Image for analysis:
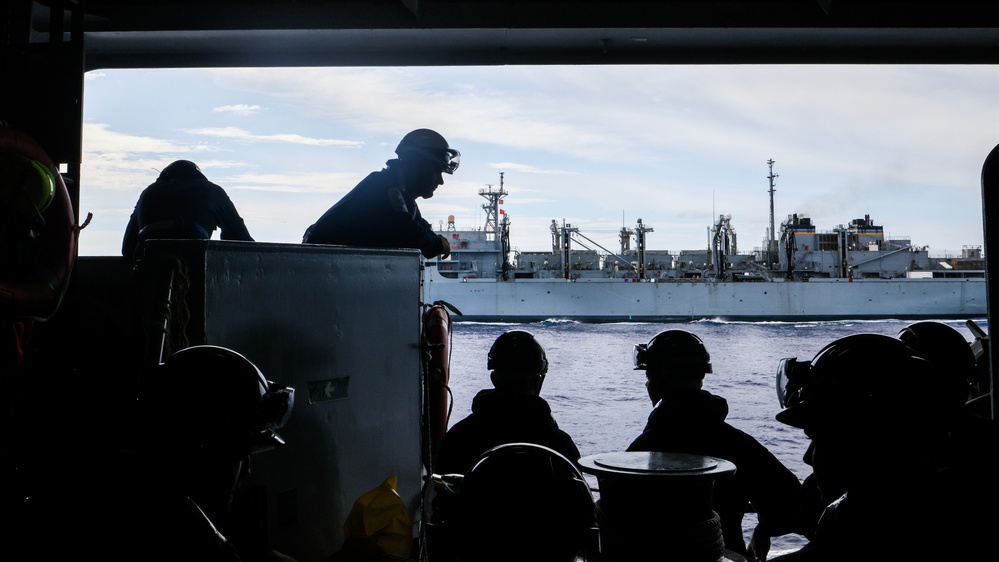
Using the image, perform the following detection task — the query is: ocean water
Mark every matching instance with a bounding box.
[441,317,989,557]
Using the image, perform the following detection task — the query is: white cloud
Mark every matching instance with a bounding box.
[218,171,362,194]
[213,104,263,116]
[183,126,363,147]
[84,122,216,154]
[76,65,993,257]
[488,162,576,175]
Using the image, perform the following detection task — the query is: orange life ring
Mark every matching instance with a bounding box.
[423,301,452,472]
[0,126,77,321]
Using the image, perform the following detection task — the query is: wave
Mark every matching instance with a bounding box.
[452,320,524,327]
[536,318,582,326]
[690,317,987,328]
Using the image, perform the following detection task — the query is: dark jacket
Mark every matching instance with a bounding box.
[20,452,243,562]
[431,389,585,562]
[769,418,997,562]
[628,389,801,556]
[436,388,581,475]
[302,162,444,258]
[122,173,253,261]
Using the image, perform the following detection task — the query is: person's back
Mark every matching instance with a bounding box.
[627,386,801,554]
[435,330,579,476]
[302,167,430,250]
[436,386,581,475]
[122,160,253,261]
[431,331,582,562]
[628,330,801,558]
[450,443,596,562]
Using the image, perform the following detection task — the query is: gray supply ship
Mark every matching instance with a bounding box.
[424,169,986,322]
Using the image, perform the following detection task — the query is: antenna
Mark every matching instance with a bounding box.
[767,159,779,265]
[479,171,508,235]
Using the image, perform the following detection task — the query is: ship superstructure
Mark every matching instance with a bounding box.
[423,169,986,322]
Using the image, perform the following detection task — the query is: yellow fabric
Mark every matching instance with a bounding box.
[343,475,413,558]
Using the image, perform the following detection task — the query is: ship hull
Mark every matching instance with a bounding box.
[425,270,987,322]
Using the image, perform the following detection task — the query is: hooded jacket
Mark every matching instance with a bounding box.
[628,388,801,556]
[436,388,581,475]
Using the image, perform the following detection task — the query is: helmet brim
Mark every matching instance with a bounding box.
[774,403,815,429]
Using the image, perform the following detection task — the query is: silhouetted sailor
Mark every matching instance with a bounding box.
[302,128,458,259]
[447,443,596,562]
[628,330,802,560]
[431,330,581,562]
[436,330,580,474]
[23,346,296,561]
[122,160,253,262]
[771,333,995,561]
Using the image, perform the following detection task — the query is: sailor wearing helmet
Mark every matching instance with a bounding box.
[303,128,460,259]
[628,330,801,561]
[770,333,995,561]
[25,346,297,561]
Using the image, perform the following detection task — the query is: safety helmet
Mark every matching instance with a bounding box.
[455,443,595,562]
[395,128,460,174]
[0,151,56,217]
[897,321,976,409]
[775,333,934,430]
[487,330,549,375]
[148,345,294,455]
[634,330,712,373]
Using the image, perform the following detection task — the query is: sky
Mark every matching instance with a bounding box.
[79,65,998,258]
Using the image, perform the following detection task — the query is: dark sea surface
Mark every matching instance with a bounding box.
[441,317,989,557]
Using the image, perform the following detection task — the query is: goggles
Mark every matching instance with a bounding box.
[404,146,461,174]
[442,148,460,174]
[245,382,295,452]
[194,381,294,456]
[633,343,712,373]
[633,343,650,370]
[260,382,295,432]
[775,357,814,408]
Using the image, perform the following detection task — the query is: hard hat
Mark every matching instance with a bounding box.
[395,128,460,174]
[897,321,975,374]
[0,152,56,216]
[487,330,549,375]
[455,443,595,562]
[897,321,976,409]
[775,333,933,430]
[150,345,294,455]
[633,330,712,373]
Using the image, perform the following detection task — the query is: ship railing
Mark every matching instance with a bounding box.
[847,244,915,270]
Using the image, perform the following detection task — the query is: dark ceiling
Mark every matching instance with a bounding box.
[18,0,999,69]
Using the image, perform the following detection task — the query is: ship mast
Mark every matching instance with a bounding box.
[635,218,654,279]
[479,172,511,279]
[480,171,508,237]
[767,159,779,267]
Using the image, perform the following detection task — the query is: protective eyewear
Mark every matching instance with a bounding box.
[409,146,461,174]
[261,382,295,431]
[633,343,650,370]
[442,148,460,174]
[633,343,712,373]
[775,357,812,408]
